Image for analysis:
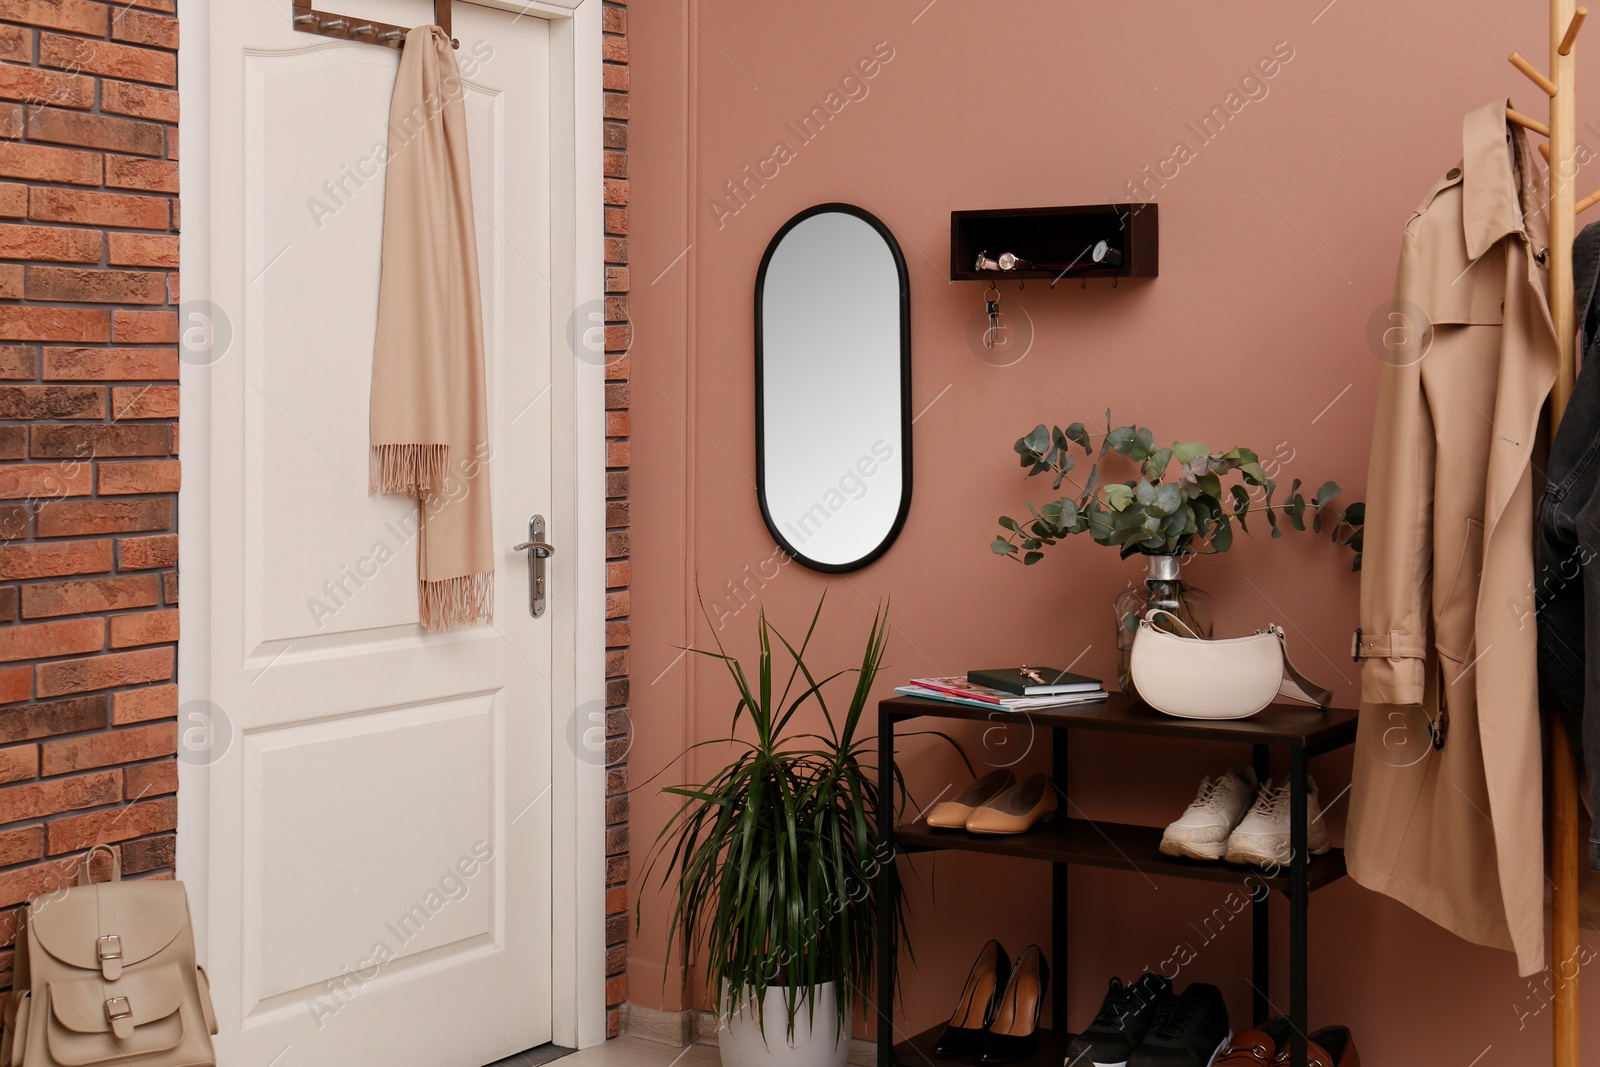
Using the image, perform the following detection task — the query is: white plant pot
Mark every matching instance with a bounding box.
[717,981,850,1067]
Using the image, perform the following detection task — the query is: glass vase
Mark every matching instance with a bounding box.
[1114,553,1213,697]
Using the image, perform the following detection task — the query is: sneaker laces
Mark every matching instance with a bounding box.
[1190,777,1228,813]
[1251,780,1292,820]
[1146,993,1205,1040]
[1087,978,1128,1026]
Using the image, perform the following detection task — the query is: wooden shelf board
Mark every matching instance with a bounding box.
[881,693,1357,752]
[893,817,1347,893]
[891,1024,1076,1067]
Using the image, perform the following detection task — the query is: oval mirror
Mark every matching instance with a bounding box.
[756,204,912,572]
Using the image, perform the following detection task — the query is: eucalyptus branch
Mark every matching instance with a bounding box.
[992,412,1365,567]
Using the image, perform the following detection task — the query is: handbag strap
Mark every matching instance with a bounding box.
[1144,609,1332,710]
[77,843,120,886]
[1273,627,1333,709]
[1143,607,1203,639]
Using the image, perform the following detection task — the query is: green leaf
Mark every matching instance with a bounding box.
[1082,465,1101,500]
[1211,514,1234,551]
[1313,480,1340,508]
[998,516,1020,532]
[1050,452,1077,490]
[1144,446,1173,481]
[1197,472,1223,501]
[1240,461,1270,485]
[1152,483,1182,516]
[1343,502,1365,525]
[1135,478,1158,507]
[991,538,1014,555]
[1130,427,1155,462]
[1102,483,1135,511]
[1065,422,1092,453]
[1022,551,1043,565]
[1023,424,1050,455]
[1105,425,1135,456]
[1172,441,1210,464]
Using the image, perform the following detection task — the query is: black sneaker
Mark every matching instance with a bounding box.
[1126,983,1229,1067]
[1064,973,1172,1066]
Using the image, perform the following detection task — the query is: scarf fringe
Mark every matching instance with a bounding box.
[371,443,450,494]
[418,571,494,631]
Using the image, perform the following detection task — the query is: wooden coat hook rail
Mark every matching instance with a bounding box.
[292,0,459,49]
[1508,8,1592,213]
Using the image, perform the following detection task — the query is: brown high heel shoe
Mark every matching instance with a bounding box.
[966,773,1057,834]
[933,939,1011,1058]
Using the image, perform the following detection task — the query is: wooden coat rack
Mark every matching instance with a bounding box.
[1507,4,1588,1065]
[291,0,459,48]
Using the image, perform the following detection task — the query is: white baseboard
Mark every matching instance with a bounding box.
[619,1004,876,1065]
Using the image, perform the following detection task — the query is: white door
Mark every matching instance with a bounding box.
[191,2,564,1063]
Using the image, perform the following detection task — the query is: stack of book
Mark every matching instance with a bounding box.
[896,667,1108,712]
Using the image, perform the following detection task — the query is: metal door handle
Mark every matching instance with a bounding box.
[513,515,553,616]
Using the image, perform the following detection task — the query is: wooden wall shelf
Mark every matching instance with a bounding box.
[950,203,1158,282]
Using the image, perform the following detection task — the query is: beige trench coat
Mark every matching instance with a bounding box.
[1346,100,1558,977]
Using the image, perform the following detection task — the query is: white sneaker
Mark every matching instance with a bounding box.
[1158,766,1259,861]
[1224,777,1331,867]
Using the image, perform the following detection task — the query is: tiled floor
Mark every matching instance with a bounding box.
[489,1036,718,1067]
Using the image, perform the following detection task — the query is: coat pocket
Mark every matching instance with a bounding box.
[1436,517,1484,661]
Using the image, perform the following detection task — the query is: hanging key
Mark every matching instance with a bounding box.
[984,285,1002,350]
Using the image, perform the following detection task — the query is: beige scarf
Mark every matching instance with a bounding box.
[369,25,493,630]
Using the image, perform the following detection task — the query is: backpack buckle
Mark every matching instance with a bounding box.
[104,996,133,1039]
[97,934,124,980]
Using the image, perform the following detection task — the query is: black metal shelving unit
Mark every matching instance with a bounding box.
[874,693,1358,1067]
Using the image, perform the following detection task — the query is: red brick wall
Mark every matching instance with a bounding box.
[602,0,632,1039]
[0,0,181,1016]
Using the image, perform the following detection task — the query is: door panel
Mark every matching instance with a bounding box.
[244,693,497,1001]
[203,2,555,1063]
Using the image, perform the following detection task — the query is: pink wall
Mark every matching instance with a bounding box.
[625,1,1600,1061]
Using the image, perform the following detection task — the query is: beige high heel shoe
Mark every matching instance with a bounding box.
[966,772,1057,834]
[926,769,1015,829]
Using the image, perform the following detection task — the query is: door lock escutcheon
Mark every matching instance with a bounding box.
[513,515,554,617]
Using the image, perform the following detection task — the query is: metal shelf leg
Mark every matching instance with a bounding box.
[1251,744,1270,1026]
[877,709,895,1067]
[1288,747,1309,1067]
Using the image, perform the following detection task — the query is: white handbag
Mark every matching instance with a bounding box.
[1129,608,1332,720]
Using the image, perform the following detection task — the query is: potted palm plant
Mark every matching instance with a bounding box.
[643,598,927,1067]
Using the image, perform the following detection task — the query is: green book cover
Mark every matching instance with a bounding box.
[966,667,1103,696]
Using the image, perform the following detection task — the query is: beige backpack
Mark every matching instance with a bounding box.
[1,845,218,1067]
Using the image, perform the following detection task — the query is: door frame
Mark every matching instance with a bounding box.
[175,0,609,1050]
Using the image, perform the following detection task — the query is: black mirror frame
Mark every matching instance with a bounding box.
[753,202,913,574]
